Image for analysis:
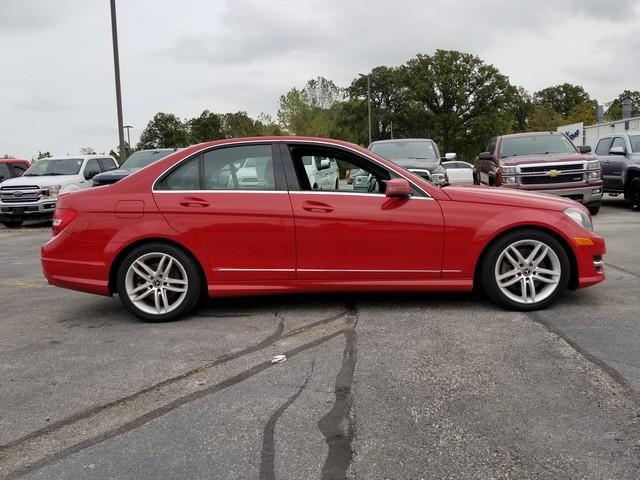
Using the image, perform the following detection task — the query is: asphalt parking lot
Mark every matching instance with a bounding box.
[1,195,639,479]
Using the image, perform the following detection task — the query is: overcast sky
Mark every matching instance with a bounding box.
[2,0,639,159]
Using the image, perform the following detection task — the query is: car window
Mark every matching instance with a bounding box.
[12,163,27,176]
[98,158,117,172]
[499,135,576,157]
[156,156,201,190]
[203,145,274,190]
[629,135,640,153]
[611,137,626,152]
[289,146,390,194]
[486,138,497,154]
[84,159,101,179]
[0,163,11,180]
[595,138,613,155]
[370,141,438,160]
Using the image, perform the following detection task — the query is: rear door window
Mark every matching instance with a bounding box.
[98,158,117,172]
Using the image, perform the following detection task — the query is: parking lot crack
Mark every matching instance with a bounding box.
[259,360,316,480]
[317,304,358,480]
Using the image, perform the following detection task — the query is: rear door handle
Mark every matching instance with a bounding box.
[302,200,333,213]
[180,197,209,207]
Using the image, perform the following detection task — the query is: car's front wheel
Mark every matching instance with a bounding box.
[481,230,570,311]
[2,220,24,228]
[116,243,203,322]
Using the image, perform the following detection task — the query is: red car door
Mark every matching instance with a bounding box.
[153,144,295,282]
[284,143,445,281]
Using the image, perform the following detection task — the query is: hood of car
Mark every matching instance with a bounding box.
[442,184,580,212]
[0,175,79,187]
[499,153,593,166]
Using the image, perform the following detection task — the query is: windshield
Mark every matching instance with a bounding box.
[370,141,438,161]
[499,135,576,158]
[629,135,640,153]
[120,150,175,170]
[23,158,83,176]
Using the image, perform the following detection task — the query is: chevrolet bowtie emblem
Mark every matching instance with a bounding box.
[547,169,559,178]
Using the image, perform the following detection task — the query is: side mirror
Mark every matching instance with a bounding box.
[385,178,411,198]
[577,145,592,154]
[478,152,494,161]
[318,159,331,170]
[609,146,626,156]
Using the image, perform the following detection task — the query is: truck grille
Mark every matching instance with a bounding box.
[521,174,584,185]
[520,163,583,173]
[0,185,45,203]
[517,162,587,186]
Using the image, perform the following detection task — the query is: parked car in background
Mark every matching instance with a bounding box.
[369,139,448,186]
[475,132,603,215]
[0,155,116,227]
[442,160,476,185]
[302,155,339,190]
[0,158,30,184]
[42,136,604,322]
[92,148,178,186]
[593,132,640,210]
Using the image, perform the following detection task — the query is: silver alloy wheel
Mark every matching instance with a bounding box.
[125,252,188,316]
[494,239,561,305]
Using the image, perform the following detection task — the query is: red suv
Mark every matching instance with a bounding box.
[475,132,603,215]
[41,137,605,321]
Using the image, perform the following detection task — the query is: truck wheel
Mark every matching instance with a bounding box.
[481,229,570,311]
[587,202,601,216]
[627,178,640,211]
[2,220,23,228]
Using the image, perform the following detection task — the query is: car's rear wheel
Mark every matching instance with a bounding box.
[116,243,202,322]
[481,230,570,311]
[628,178,640,211]
[2,220,24,228]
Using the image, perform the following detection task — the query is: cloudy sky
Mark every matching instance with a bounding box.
[2,0,639,159]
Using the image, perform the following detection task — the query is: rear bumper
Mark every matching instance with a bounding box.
[41,231,111,296]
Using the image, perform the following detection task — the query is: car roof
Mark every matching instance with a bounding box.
[39,154,115,161]
[369,138,435,144]
[0,158,29,164]
[499,131,563,140]
[598,130,640,139]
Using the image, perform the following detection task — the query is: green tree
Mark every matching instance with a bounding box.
[509,87,534,132]
[221,111,265,138]
[137,113,189,149]
[403,50,517,159]
[565,102,597,125]
[36,151,51,160]
[533,83,594,118]
[605,90,640,121]
[79,147,96,155]
[527,104,563,131]
[187,110,224,143]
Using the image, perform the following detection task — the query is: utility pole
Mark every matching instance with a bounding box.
[110,0,126,162]
[359,73,372,145]
[124,125,132,148]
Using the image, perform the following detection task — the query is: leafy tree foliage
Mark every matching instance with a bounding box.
[36,151,51,160]
[137,113,189,149]
[188,110,224,143]
[79,147,96,155]
[533,83,594,118]
[605,90,640,121]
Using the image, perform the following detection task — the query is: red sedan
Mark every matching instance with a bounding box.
[41,137,605,321]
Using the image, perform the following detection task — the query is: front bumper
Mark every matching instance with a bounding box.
[0,200,57,220]
[506,184,603,205]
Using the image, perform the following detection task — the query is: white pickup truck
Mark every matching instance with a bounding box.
[0,155,117,227]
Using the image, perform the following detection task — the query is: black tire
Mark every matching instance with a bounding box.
[587,202,601,216]
[335,178,339,190]
[116,242,203,322]
[481,229,570,311]
[2,220,24,228]
[627,178,640,211]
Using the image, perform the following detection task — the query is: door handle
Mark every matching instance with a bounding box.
[180,197,209,207]
[302,200,333,213]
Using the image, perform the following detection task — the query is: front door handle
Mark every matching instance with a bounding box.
[180,197,209,207]
[302,200,333,213]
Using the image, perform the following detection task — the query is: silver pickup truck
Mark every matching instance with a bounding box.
[593,132,640,210]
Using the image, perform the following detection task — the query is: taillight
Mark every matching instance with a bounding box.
[52,208,77,235]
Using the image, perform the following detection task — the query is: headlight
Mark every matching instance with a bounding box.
[431,173,446,183]
[587,170,601,180]
[586,161,600,170]
[499,166,518,175]
[45,185,61,197]
[586,161,601,179]
[564,207,593,231]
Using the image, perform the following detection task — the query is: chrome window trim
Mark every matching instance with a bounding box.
[151,138,432,198]
[153,190,288,194]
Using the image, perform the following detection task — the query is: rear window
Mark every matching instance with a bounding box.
[499,135,576,158]
[370,141,438,160]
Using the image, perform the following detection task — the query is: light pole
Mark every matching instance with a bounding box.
[124,125,132,148]
[110,0,126,162]
[359,73,372,145]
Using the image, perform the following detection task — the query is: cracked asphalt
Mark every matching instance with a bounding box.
[1,194,639,479]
